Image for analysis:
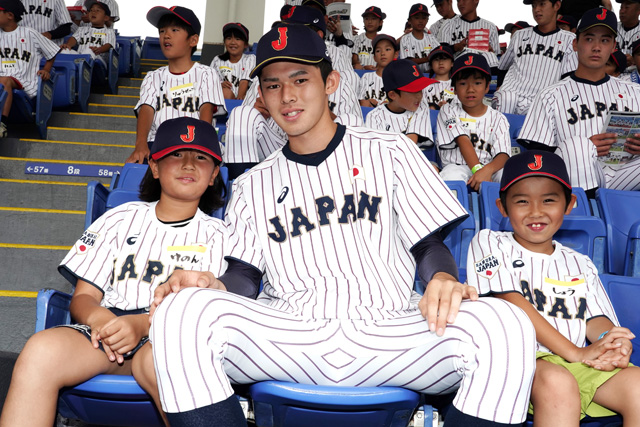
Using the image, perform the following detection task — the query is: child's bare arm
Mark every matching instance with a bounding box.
[468,152,508,191]
[455,134,481,169]
[236,80,249,100]
[352,53,363,69]
[198,103,215,125]
[127,104,154,163]
[60,37,77,50]
[37,58,56,81]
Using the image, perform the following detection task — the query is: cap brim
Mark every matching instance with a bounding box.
[578,23,618,37]
[500,172,572,192]
[151,145,222,162]
[397,76,437,92]
[147,6,192,30]
[250,56,325,79]
[451,65,491,79]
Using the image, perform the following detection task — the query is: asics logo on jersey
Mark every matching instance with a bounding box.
[571,95,579,102]
[597,8,607,20]
[272,27,289,51]
[267,192,382,243]
[126,235,139,245]
[527,154,543,171]
[277,187,289,204]
[180,125,196,143]
[464,56,474,65]
[512,260,525,268]
[522,37,530,41]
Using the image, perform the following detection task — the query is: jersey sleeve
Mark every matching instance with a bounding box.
[104,28,116,48]
[135,71,158,112]
[240,54,255,81]
[392,134,468,247]
[437,20,452,44]
[54,0,73,26]
[584,260,619,325]
[490,112,512,157]
[364,107,382,130]
[58,208,124,291]
[199,67,227,117]
[398,36,410,60]
[517,88,558,147]
[466,230,519,296]
[34,31,61,61]
[436,103,465,148]
[224,179,266,271]
[357,74,368,99]
[497,32,517,71]
[489,25,500,53]
[406,106,434,143]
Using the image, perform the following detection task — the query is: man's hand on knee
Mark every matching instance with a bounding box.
[419,272,478,336]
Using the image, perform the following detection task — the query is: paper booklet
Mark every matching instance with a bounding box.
[600,111,640,165]
[326,2,352,37]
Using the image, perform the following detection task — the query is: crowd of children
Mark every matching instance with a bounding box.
[1,0,640,426]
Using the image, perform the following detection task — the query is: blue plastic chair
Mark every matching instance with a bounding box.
[8,71,57,139]
[478,182,606,273]
[361,105,373,121]
[141,37,164,60]
[442,181,477,283]
[595,188,640,276]
[44,54,92,113]
[600,274,640,365]
[115,35,142,77]
[504,113,526,155]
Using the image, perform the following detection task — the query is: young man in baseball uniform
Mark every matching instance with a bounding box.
[616,0,640,66]
[493,0,577,115]
[126,6,226,164]
[468,150,640,425]
[0,0,59,137]
[518,7,640,195]
[430,0,457,40]
[399,3,441,74]
[149,23,536,427]
[20,0,71,45]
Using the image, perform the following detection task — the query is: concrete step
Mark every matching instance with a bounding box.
[118,77,143,87]
[0,157,115,183]
[46,127,135,145]
[49,112,137,132]
[116,86,140,97]
[0,181,86,211]
[0,247,73,292]
[88,102,136,115]
[0,139,133,163]
[88,93,138,106]
[0,210,84,246]
[0,296,36,352]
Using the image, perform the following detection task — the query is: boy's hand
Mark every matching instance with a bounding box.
[96,315,147,364]
[584,327,635,370]
[590,132,617,156]
[60,44,70,50]
[37,70,50,81]
[363,65,377,70]
[327,16,343,36]
[126,146,150,164]
[467,166,493,191]
[454,38,467,52]
[418,272,478,336]
[625,134,640,156]
[90,46,100,54]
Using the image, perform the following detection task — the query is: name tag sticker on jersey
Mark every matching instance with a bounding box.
[170,82,195,99]
[459,117,477,132]
[542,277,587,299]
[163,244,207,268]
[76,230,100,255]
[474,254,500,279]
[2,60,16,70]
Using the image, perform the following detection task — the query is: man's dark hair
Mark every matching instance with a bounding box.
[158,14,198,55]
[451,68,491,86]
[139,159,226,214]
[258,58,333,86]
[499,185,572,215]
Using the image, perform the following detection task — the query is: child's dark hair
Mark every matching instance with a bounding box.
[428,53,453,77]
[451,68,491,86]
[218,28,249,61]
[499,185,572,215]
[158,14,197,55]
[139,160,226,214]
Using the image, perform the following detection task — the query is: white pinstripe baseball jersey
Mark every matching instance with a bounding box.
[617,21,640,55]
[518,74,640,190]
[135,63,226,143]
[225,125,467,320]
[327,41,359,89]
[71,25,116,65]
[467,230,618,352]
[422,79,455,109]
[430,15,457,40]
[437,102,511,167]
[352,33,376,67]
[20,0,72,45]
[399,32,440,73]
[59,201,228,311]
[0,26,59,97]
[364,103,433,144]
[495,27,577,113]
[210,53,255,98]
[437,15,500,67]
[357,71,385,104]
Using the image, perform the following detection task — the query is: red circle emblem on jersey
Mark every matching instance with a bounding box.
[353,167,360,177]
[486,270,492,276]
[20,39,24,43]
[79,245,86,252]
[619,94,624,99]
[571,278,579,281]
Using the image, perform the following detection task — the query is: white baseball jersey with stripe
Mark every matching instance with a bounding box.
[430,15,457,40]
[0,26,59,97]
[327,41,359,89]
[357,71,385,104]
[71,26,116,66]
[617,21,640,55]
[422,79,456,109]
[352,33,376,67]
[437,15,500,67]
[493,27,577,115]
[467,230,619,352]
[135,63,226,143]
[20,0,72,45]
[518,74,640,191]
[210,53,255,98]
[437,102,511,167]
[59,201,228,311]
[151,125,537,423]
[365,103,433,143]
[399,32,440,73]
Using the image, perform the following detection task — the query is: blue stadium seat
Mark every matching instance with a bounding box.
[354,69,374,78]
[503,113,526,155]
[249,381,431,427]
[361,105,373,121]
[45,54,92,113]
[596,188,640,276]
[479,182,606,273]
[443,180,477,283]
[8,71,57,139]
[141,36,164,60]
[600,274,640,366]
[0,84,7,116]
[116,36,142,77]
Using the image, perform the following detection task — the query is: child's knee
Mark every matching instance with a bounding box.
[532,362,579,403]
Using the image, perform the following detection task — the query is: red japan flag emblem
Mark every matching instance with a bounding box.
[350,164,365,183]
[618,93,625,99]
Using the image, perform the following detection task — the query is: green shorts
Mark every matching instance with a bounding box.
[528,352,624,419]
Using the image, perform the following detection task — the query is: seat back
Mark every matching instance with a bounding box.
[596,188,640,275]
[504,113,526,155]
[444,181,477,282]
[600,274,640,366]
[115,36,133,76]
[112,163,148,191]
[625,221,640,277]
[47,56,76,107]
[141,37,164,60]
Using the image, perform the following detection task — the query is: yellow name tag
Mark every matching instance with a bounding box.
[459,117,477,132]
[541,277,587,299]
[162,244,208,268]
[2,60,16,70]
[170,82,195,99]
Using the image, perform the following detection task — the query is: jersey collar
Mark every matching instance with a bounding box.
[460,16,480,24]
[533,26,559,37]
[282,124,346,167]
[569,73,610,86]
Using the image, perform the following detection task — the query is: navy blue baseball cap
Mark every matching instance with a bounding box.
[302,0,327,15]
[427,44,454,62]
[0,0,26,21]
[409,3,430,17]
[283,5,327,36]
[85,0,111,17]
[362,6,386,19]
[147,6,201,36]
[223,22,249,42]
[505,21,530,33]
[250,24,331,79]
[372,34,398,51]
[450,53,491,80]
[557,15,577,29]
[577,7,618,36]
[610,50,628,72]
[500,150,571,193]
[150,117,222,162]
[383,59,435,92]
